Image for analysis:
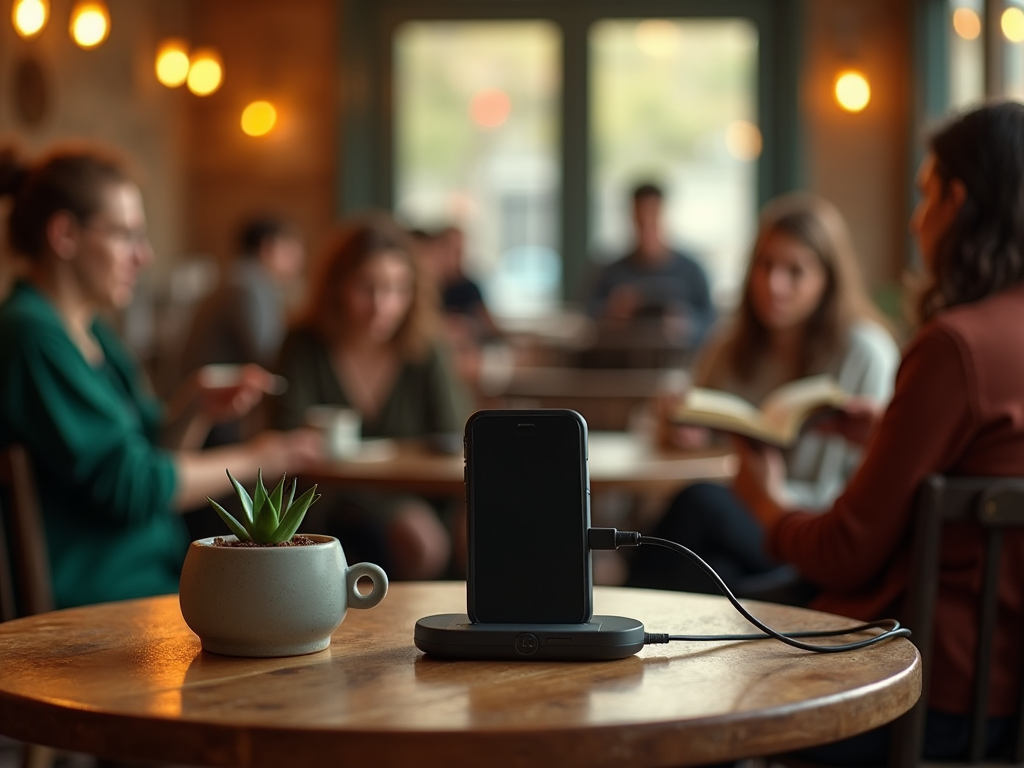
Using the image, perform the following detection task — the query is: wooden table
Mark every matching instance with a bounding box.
[0,583,921,768]
[303,432,734,497]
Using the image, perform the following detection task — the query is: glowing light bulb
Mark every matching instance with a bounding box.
[952,7,982,40]
[12,0,48,40]
[1002,7,1024,43]
[725,120,763,160]
[155,39,190,88]
[469,89,511,129]
[834,70,871,113]
[635,20,680,58]
[241,101,277,137]
[187,48,223,97]
[69,1,109,50]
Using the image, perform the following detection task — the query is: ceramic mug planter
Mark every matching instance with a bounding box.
[179,534,388,657]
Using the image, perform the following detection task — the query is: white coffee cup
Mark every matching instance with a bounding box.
[306,405,362,460]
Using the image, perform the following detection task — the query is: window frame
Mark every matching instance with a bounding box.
[339,0,804,300]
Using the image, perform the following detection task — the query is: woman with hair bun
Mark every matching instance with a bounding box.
[0,144,322,609]
[737,101,1024,761]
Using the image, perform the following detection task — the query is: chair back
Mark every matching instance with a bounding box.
[890,473,1024,768]
[0,444,53,620]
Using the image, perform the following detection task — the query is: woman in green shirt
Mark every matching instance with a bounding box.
[0,145,322,608]
[273,213,471,580]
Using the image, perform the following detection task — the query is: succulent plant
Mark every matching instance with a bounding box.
[208,470,320,545]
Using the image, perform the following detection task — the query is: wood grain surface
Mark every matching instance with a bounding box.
[0,583,920,768]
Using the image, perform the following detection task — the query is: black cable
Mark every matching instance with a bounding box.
[588,527,911,654]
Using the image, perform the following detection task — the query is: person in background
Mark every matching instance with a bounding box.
[413,225,509,397]
[179,215,306,445]
[737,101,1024,762]
[586,182,716,350]
[272,212,471,580]
[628,192,899,598]
[0,144,322,609]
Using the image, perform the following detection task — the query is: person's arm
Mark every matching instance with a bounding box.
[269,329,330,430]
[171,429,323,511]
[161,364,279,450]
[423,342,473,434]
[753,327,975,591]
[782,324,901,508]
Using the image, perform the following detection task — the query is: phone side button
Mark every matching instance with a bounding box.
[514,633,540,656]
[546,637,572,646]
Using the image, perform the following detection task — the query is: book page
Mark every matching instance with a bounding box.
[672,388,778,443]
[759,375,848,443]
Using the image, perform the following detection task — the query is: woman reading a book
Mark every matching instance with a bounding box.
[628,192,900,596]
[733,101,1024,761]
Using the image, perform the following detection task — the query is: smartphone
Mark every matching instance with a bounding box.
[465,409,592,624]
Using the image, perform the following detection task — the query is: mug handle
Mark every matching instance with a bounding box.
[345,562,389,609]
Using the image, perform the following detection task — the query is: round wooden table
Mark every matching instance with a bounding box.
[0,583,920,768]
[302,432,735,496]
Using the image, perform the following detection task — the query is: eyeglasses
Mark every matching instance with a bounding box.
[84,221,150,247]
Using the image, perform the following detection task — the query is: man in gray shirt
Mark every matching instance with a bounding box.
[180,216,305,444]
[587,183,715,350]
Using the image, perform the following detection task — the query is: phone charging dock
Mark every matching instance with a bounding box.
[414,614,645,660]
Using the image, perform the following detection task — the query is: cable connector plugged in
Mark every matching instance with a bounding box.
[587,527,641,551]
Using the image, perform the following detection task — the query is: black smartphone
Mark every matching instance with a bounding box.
[465,409,592,624]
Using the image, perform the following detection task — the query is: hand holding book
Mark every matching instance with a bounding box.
[669,375,851,448]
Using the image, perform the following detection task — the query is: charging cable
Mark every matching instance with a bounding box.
[588,527,911,653]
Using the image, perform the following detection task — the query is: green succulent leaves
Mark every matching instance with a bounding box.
[208,469,320,544]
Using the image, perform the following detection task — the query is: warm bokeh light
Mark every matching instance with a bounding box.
[69,1,109,50]
[952,7,982,40]
[1003,7,1024,43]
[469,88,511,129]
[834,70,871,113]
[187,48,223,96]
[12,0,48,39]
[725,120,763,160]
[241,101,277,137]
[634,19,680,57]
[155,39,190,88]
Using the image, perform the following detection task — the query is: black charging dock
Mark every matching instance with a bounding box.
[414,614,645,660]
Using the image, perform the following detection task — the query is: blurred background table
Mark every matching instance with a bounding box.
[0,583,920,768]
[302,432,734,497]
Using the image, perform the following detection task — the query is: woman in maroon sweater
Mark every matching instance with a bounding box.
[738,102,1024,761]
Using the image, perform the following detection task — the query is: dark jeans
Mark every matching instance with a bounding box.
[627,482,801,599]
[794,709,1012,764]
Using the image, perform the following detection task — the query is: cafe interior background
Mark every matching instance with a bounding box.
[0,0,1019,394]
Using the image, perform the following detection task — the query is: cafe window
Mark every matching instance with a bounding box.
[1005,0,1024,99]
[948,0,985,107]
[343,1,792,316]
[394,21,562,317]
[589,18,759,305]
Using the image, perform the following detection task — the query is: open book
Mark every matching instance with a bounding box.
[671,375,849,447]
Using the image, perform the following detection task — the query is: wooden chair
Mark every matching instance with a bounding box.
[0,444,55,768]
[0,444,53,620]
[889,473,1024,768]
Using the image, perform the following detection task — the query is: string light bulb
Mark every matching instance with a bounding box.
[241,101,278,137]
[1002,7,1024,43]
[69,1,110,50]
[834,70,871,113]
[952,7,982,40]
[12,0,48,40]
[186,48,223,96]
[155,39,190,88]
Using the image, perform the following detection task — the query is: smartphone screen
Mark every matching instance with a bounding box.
[466,409,592,624]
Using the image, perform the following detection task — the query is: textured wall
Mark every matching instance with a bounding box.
[800,0,915,292]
